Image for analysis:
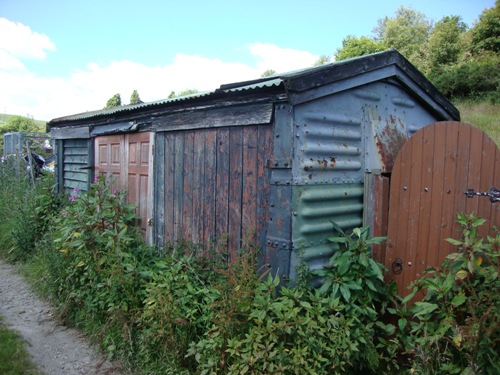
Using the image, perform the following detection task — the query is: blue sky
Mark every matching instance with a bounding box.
[0,0,494,120]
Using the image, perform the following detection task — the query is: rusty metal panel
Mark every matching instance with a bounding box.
[290,183,364,279]
[294,93,364,185]
[385,122,500,298]
[363,80,442,173]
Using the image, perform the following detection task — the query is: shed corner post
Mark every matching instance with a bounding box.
[265,103,294,284]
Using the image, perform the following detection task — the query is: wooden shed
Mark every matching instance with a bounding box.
[48,49,470,283]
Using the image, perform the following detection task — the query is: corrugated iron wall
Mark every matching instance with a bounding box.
[154,124,273,261]
[288,81,444,279]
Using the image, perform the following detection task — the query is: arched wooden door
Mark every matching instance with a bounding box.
[385,122,499,296]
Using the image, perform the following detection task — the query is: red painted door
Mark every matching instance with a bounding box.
[94,133,152,240]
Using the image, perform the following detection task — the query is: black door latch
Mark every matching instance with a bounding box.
[464,187,500,203]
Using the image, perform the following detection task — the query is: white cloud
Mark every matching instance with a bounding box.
[249,42,319,73]
[0,18,55,60]
[0,25,318,121]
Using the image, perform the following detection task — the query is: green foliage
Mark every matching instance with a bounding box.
[428,52,500,98]
[455,98,500,146]
[0,116,44,151]
[398,213,500,374]
[225,225,399,375]
[0,316,40,374]
[313,55,331,66]
[424,16,467,72]
[168,89,199,98]
[373,6,432,62]
[104,93,122,109]
[49,176,150,362]
[261,69,277,77]
[470,1,500,55]
[129,89,142,105]
[335,35,387,61]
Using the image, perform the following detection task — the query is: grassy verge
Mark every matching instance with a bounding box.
[0,316,41,375]
[455,98,500,146]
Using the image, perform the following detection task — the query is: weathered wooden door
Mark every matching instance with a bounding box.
[384,122,499,296]
[94,132,153,240]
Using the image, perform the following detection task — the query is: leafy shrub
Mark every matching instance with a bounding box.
[224,224,399,375]
[400,213,499,374]
[50,176,150,356]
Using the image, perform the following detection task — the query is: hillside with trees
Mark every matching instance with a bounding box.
[331,2,499,103]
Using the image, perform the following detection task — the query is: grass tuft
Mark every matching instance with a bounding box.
[455,99,500,146]
[0,316,41,374]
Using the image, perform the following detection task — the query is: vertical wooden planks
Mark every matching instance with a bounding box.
[183,131,194,241]
[386,122,499,298]
[164,132,176,242]
[192,130,206,244]
[228,127,243,260]
[242,126,258,247]
[173,132,185,241]
[215,128,230,252]
[203,130,217,250]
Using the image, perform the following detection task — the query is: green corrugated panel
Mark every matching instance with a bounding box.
[291,183,363,278]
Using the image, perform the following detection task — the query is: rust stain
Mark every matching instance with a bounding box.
[374,120,408,172]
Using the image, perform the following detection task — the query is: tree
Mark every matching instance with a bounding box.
[0,116,43,152]
[129,90,142,105]
[373,6,432,62]
[313,55,332,66]
[261,69,277,77]
[470,1,500,55]
[104,93,121,109]
[424,16,468,72]
[335,35,386,61]
[168,89,199,98]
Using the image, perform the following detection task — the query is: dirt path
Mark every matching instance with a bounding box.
[0,260,125,375]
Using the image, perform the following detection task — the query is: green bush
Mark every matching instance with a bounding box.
[223,225,400,375]
[49,176,150,358]
[399,213,499,374]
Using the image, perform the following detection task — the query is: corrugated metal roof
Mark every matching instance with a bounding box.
[49,78,284,124]
[48,50,459,125]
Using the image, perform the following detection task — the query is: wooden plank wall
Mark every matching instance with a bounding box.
[62,139,90,193]
[160,124,273,262]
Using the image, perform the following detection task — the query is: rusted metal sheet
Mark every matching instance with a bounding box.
[385,122,500,298]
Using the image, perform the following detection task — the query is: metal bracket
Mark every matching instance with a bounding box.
[266,236,293,250]
[465,187,500,203]
[266,158,292,169]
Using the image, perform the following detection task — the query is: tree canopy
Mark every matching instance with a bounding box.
[331,4,499,100]
[0,116,44,152]
[129,90,142,105]
[104,93,122,109]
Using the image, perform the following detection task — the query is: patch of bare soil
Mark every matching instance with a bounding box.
[0,260,125,375]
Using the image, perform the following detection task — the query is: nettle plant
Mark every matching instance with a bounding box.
[401,213,499,374]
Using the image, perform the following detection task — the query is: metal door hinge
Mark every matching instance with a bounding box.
[465,187,500,203]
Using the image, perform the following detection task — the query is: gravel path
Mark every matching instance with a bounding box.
[0,260,125,375]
